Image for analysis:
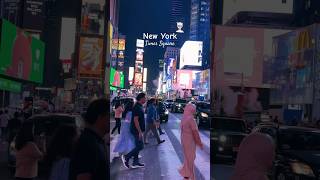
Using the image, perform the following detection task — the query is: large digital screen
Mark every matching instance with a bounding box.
[177,70,193,89]
[78,37,103,77]
[134,73,143,86]
[110,68,124,88]
[0,19,45,83]
[180,41,203,69]
[222,0,293,24]
[81,0,105,35]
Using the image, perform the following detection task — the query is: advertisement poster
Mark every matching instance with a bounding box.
[135,61,143,73]
[2,0,21,25]
[81,0,105,35]
[117,58,124,72]
[110,68,124,88]
[118,39,126,50]
[269,26,315,105]
[78,37,103,77]
[22,0,44,30]
[0,20,45,83]
[134,73,143,86]
[136,49,144,61]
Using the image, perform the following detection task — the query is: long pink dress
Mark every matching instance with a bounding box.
[179,104,198,180]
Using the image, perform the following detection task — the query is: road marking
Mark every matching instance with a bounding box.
[158,129,183,179]
[171,129,210,180]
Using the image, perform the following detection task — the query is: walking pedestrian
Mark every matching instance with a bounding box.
[121,93,146,169]
[46,125,79,180]
[179,103,203,180]
[14,121,45,180]
[144,98,165,145]
[156,100,165,135]
[113,101,135,155]
[111,102,124,135]
[230,132,275,180]
[69,98,109,180]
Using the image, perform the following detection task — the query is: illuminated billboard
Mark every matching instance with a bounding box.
[110,68,124,88]
[81,0,105,35]
[0,19,45,83]
[78,37,103,77]
[136,39,144,48]
[180,41,203,69]
[135,61,143,73]
[177,70,193,89]
[118,39,126,50]
[143,68,147,82]
[134,73,143,86]
[129,67,134,84]
[136,49,144,61]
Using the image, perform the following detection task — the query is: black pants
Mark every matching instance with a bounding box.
[125,133,144,164]
[111,118,121,134]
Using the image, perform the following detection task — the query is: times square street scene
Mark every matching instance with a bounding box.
[1,0,320,180]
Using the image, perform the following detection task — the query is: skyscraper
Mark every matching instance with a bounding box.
[189,0,210,69]
[169,0,191,48]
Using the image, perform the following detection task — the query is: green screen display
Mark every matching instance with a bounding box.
[0,19,45,83]
[0,78,22,93]
[110,68,124,88]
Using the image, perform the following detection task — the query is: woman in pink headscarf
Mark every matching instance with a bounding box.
[230,132,275,180]
[179,103,203,180]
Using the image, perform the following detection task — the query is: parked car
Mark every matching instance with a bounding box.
[158,101,169,123]
[8,114,84,174]
[211,117,248,161]
[253,124,320,180]
[171,99,188,113]
[163,99,174,109]
[195,101,212,128]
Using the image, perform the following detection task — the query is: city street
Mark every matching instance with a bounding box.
[110,113,211,180]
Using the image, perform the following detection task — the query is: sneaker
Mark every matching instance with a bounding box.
[138,155,142,158]
[121,155,130,169]
[131,162,145,169]
[158,140,165,145]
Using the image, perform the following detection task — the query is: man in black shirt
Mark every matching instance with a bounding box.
[122,93,146,169]
[69,99,109,180]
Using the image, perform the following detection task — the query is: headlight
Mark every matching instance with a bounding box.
[201,112,208,118]
[291,162,315,177]
[219,135,227,143]
[178,104,181,107]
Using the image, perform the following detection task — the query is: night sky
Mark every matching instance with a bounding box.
[119,0,180,93]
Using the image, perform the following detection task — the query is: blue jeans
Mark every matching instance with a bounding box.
[125,133,144,164]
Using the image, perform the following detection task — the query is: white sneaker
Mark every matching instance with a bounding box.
[138,155,142,158]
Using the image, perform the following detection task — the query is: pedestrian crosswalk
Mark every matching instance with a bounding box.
[110,127,211,180]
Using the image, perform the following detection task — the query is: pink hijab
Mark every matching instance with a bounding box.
[230,132,275,180]
[182,103,196,120]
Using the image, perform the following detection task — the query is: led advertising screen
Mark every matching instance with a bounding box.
[78,37,103,77]
[22,0,45,30]
[129,67,134,83]
[117,58,124,71]
[179,41,203,69]
[0,19,45,83]
[118,39,126,50]
[136,49,144,61]
[135,61,143,73]
[143,68,147,82]
[222,0,293,24]
[110,68,124,88]
[134,73,143,86]
[81,0,105,35]
[177,70,193,89]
